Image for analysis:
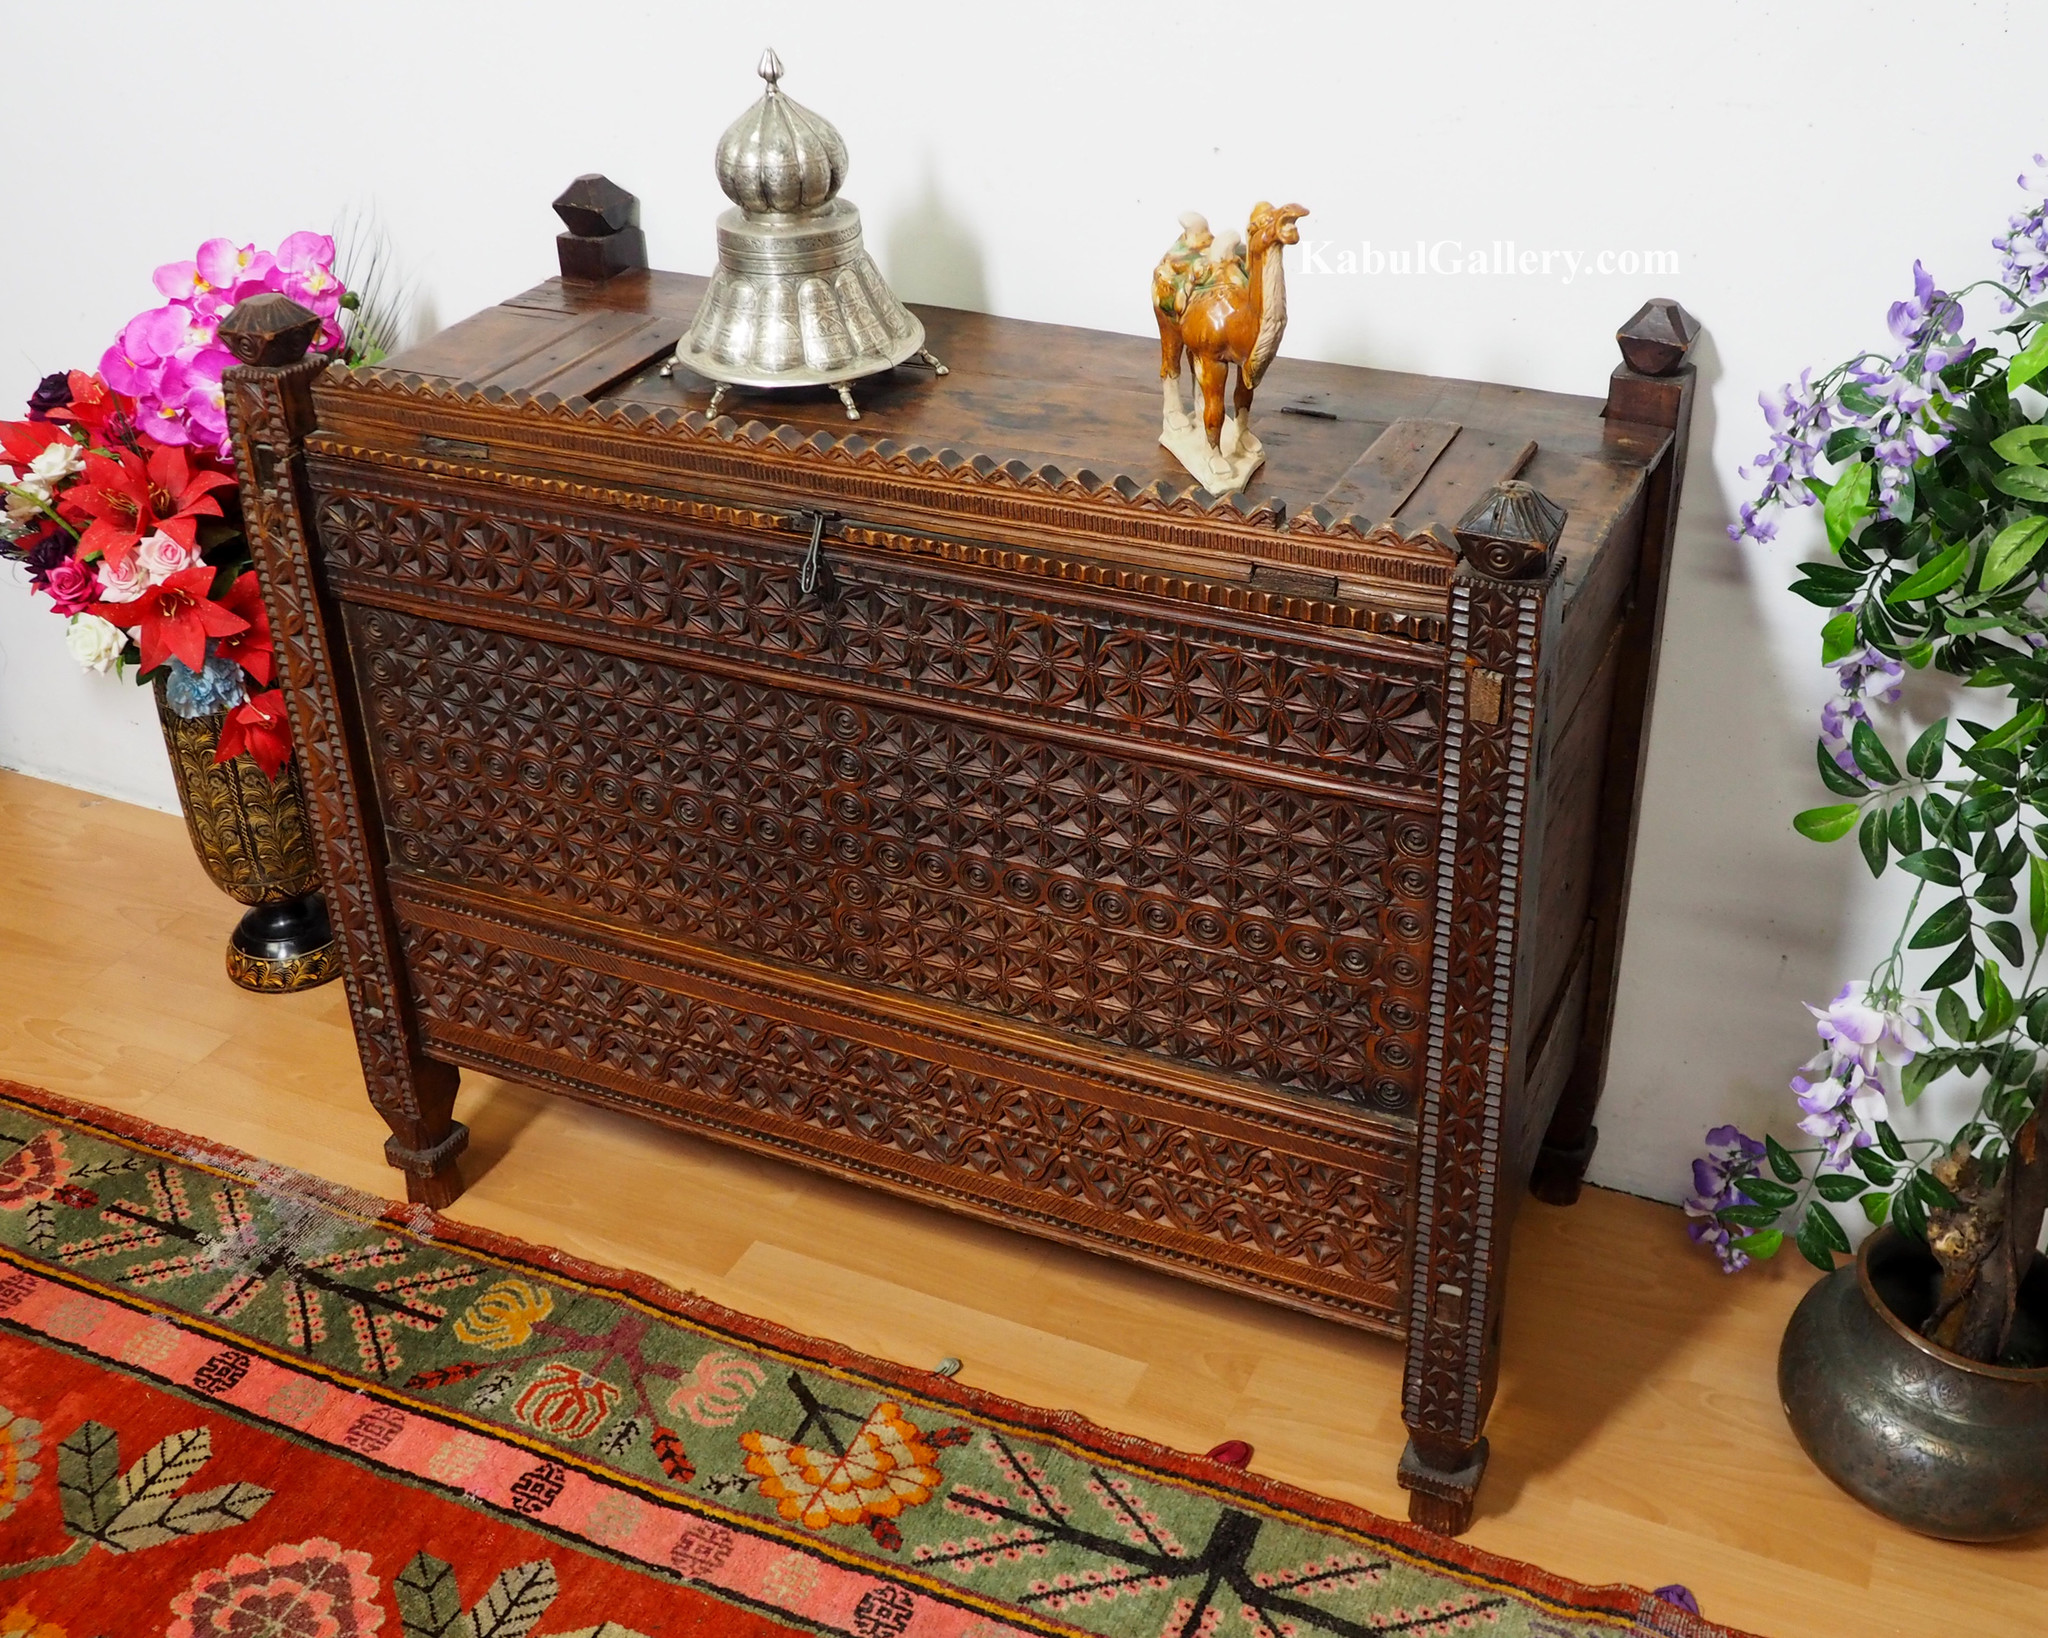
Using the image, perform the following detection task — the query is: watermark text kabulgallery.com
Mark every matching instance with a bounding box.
[1296,240,1681,284]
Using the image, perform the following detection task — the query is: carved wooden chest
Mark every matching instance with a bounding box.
[221,198,1694,1532]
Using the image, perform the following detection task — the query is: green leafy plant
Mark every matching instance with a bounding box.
[1695,168,2048,1368]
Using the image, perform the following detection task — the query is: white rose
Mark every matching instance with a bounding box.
[4,488,41,526]
[135,530,196,585]
[65,614,128,674]
[19,439,83,502]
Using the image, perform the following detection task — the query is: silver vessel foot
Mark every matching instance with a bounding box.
[706,384,729,418]
[834,382,861,420]
[915,347,951,376]
[659,359,677,379]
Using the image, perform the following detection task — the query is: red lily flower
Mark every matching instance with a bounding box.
[47,372,130,437]
[215,689,293,781]
[58,443,234,570]
[95,563,248,673]
[0,416,78,478]
[212,570,276,685]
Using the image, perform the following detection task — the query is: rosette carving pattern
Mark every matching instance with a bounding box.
[310,481,1445,796]
[354,606,1434,1109]
[399,915,1409,1311]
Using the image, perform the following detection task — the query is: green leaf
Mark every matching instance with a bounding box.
[1807,1201,1852,1255]
[1899,847,1963,886]
[1858,808,1889,877]
[58,1420,123,1537]
[1850,719,1901,785]
[1841,382,1886,416]
[1816,739,1867,796]
[99,1480,272,1554]
[1887,539,1971,604]
[1972,700,2045,754]
[1936,985,1974,1042]
[1992,424,2048,464]
[1987,919,2027,964]
[1894,1178,1929,1242]
[1795,803,1862,843]
[1825,461,1874,550]
[1888,797,1923,857]
[1980,516,2048,591]
[1820,609,1860,664]
[2008,326,2048,393]
[468,1559,560,1638]
[1862,1190,1893,1226]
[1739,1176,1799,1210]
[1732,1229,1785,1260]
[1915,1169,1964,1212]
[1877,1121,1909,1161]
[1922,939,1979,989]
[1993,464,2048,503]
[1852,1146,1899,1186]
[1794,1207,1840,1270]
[1924,790,1958,839]
[1981,957,2016,1031]
[1716,1202,1786,1229]
[116,1426,210,1512]
[1766,1135,1803,1184]
[1977,876,2019,914]
[1814,1172,1868,1203]
[2033,855,2048,944]
[1907,895,1973,949]
[396,1552,470,1638]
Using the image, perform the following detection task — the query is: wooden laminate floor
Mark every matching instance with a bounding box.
[0,767,2037,1637]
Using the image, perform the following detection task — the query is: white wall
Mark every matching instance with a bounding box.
[4,0,2042,1205]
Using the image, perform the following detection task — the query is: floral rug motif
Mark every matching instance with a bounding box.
[0,1082,1751,1637]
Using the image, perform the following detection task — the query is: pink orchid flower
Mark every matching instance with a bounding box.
[100,307,197,400]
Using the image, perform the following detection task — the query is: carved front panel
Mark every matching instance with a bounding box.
[307,471,1446,797]
[396,897,1410,1322]
[350,605,1434,1110]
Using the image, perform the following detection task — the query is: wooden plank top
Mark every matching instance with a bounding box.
[365,268,1672,595]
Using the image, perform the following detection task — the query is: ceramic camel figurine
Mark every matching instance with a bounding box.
[1152,200,1310,495]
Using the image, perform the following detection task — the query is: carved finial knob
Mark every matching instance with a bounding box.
[759,45,783,87]
[216,293,321,367]
[1616,298,1699,377]
[552,173,640,238]
[1453,479,1568,579]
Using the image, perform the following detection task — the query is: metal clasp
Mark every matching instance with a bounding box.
[796,509,840,601]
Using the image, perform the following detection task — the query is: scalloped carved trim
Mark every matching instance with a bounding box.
[318,362,1458,590]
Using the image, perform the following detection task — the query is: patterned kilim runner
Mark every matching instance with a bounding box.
[0,1082,1750,1637]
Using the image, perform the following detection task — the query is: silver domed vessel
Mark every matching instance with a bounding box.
[668,48,946,420]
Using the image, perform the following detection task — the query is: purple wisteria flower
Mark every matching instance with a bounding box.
[1792,983,1930,1170]
[1683,1125,1768,1272]
[1994,155,2048,311]
[1819,645,1904,773]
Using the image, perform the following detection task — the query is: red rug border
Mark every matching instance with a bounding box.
[0,1077,1759,1638]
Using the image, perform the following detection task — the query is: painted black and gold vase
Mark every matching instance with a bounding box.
[153,676,339,993]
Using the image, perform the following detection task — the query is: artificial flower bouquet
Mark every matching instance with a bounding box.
[0,233,359,778]
[1696,160,2048,1368]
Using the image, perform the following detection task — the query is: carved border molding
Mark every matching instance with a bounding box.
[1402,561,1557,1445]
[315,364,1459,591]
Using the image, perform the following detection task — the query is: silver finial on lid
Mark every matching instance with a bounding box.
[713,48,847,216]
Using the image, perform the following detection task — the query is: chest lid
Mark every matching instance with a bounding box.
[313,256,1658,625]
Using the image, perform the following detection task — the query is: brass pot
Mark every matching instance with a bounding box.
[1779,1224,2048,1541]
[153,675,338,993]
